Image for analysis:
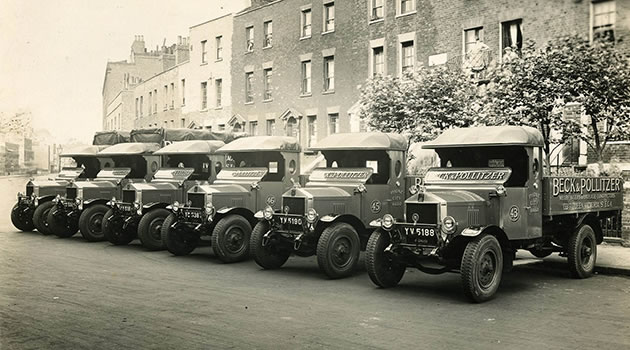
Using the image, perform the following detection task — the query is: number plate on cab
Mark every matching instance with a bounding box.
[401,225,438,246]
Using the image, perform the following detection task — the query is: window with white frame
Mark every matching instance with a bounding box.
[201,40,207,63]
[307,115,317,147]
[328,113,339,135]
[464,27,484,57]
[140,96,143,116]
[401,40,414,74]
[245,72,254,103]
[264,21,273,48]
[301,8,312,38]
[372,46,384,77]
[215,79,222,108]
[163,85,168,110]
[148,91,152,115]
[135,98,139,118]
[200,82,208,110]
[286,117,298,138]
[246,26,254,52]
[501,19,523,56]
[592,1,616,43]
[181,79,186,106]
[324,2,335,32]
[263,68,272,100]
[266,119,276,136]
[216,36,223,60]
[153,89,157,114]
[301,60,312,95]
[323,56,335,92]
[170,83,175,109]
[371,0,384,20]
[399,0,415,15]
[250,121,258,135]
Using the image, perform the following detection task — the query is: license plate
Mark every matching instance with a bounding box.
[63,201,76,208]
[118,204,133,212]
[181,209,202,220]
[401,225,438,246]
[279,216,303,226]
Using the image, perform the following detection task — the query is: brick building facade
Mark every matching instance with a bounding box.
[231,0,629,155]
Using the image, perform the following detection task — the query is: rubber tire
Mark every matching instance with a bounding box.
[461,235,503,303]
[103,209,136,245]
[365,229,405,288]
[316,223,361,279]
[211,215,252,263]
[78,204,108,242]
[250,221,290,269]
[33,201,55,235]
[138,209,170,251]
[161,213,199,256]
[11,203,35,231]
[567,224,597,279]
[47,207,78,238]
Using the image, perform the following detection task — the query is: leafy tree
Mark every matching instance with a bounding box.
[357,66,480,143]
[484,35,630,167]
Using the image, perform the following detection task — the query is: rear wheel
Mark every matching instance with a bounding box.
[47,207,78,238]
[316,223,361,279]
[250,221,290,269]
[461,235,503,303]
[366,229,405,288]
[211,215,252,263]
[11,203,34,231]
[161,213,199,256]
[567,224,597,279]
[33,201,54,235]
[138,209,170,251]
[103,209,136,245]
[78,204,108,242]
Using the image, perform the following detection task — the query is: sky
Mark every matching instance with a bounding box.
[0,0,248,143]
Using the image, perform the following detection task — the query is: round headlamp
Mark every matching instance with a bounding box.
[441,216,457,234]
[75,197,82,205]
[172,201,180,212]
[204,203,215,216]
[111,196,116,203]
[263,206,274,220]
[382,214,394,230]
[133,201,141,210]
[306,208,318,224]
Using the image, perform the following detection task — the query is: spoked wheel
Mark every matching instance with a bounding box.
[78,204,108,242]
[161,213,199,256]
[103,209,136,245]
[365,229,405,288]
[461,235,503,303]
[33,201,55,235]
[138,209,170,251]
[211,215,252,263]
[250,221,290,269]
[317,223,361,279]
[11,203,34,232]
[567,224,597,279]
[47,207,78,238]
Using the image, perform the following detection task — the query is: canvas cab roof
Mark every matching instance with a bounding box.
[98,142,161,155]
[423,126,544,149]
[60,145,108,157]
[217,136,300,153]
[154,140,226,155]
[310,132,408,151]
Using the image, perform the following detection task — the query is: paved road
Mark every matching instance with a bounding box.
[1,176,630,349]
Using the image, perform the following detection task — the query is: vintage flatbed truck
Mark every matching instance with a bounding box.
[47,142,161,241]
[10,130,127,234]
[365,126,623,302]
[161,136,300,263]
[251,132,408,279]
[103,139,225,250]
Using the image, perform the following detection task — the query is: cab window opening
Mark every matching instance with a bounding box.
[73,156,101,179]
[112,155,147,179]
[322,150,391,184]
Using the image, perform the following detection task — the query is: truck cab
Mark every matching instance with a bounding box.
[251,132,408,279]
[365,126,623,302]
[103,140,225,250]
[162,136,300,263]
[48,142,161,241]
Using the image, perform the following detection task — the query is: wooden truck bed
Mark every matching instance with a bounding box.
[542,176,624,216]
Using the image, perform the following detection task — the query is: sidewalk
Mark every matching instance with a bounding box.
[516,243,630,276]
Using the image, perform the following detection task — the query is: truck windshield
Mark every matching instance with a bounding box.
[165,155,212,180]
[436,146,528,187]
[230,151,285,182]
[74,156,101,179]
[322,150,391,184]
[112,155,147,179]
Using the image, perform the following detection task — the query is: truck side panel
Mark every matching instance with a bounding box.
[542,176,623,216]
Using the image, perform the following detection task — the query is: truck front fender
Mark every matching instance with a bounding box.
[215,207,256,227]
[143,202,168,211]
[83,198,109,207]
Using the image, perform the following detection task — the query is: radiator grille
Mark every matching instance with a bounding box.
[122,190,136,203]
[406,203,438,225]
[26,185,34,197]
[282,197,305,214]
[67,187,77,200]
[188,193,205,208]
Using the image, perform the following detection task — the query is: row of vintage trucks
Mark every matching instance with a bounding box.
[11,126,624,302]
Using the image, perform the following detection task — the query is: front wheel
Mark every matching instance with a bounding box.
[211,215,252,263]
[250,221,290,269]
[47,207,78,238]
[78,204,108,242]
[316,223,361,279]
[103,209,136,245]
[33,201,55,235]
[161,213,199,256]
[461,235,503,303]
[567,224,597,279]
[11,203,34,232]
[138,209,170,251]
[365,229,405,288]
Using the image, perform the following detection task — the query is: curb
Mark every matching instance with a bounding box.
[536,260,630,277]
